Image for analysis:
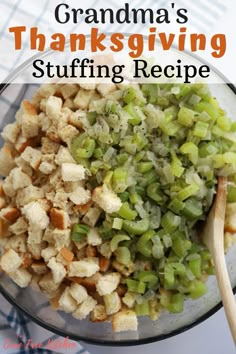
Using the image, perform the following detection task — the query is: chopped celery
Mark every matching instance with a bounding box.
[133,132,148,151]
[217,116,231,131]
[177,183,199,201]
[137,271,158,288]
[168,199,185,214]
[124,87,139,104]
[112,218,123,230]
[123,104,142,125]
[152,241,164,259]
[162,234,172,248]
[110,234,130,251]
[111,131,121,145]
[181,198,203,221]
[161,211,181,233]
[224,152,236,164]
[118,191,129,202]
[200,249,212,261]
[140,170,157,187]
[213,154,225,168]
[135,301,150,316]
[157,96,169,107]
[195,101,219,121]
[159,120,181,136]
[124,86,146,106]
[227,185,236,202]
[99,226,114,240]
[147,183,163,204]
[116,153,129,164]
[105,100,118,115]
[118,202,138,221]
[188,258,201,278]
[126,279,146,294]
[171,159,185,178]
[71,223,90,242]
[165,105,179,117]
[172,238,192,258]
[205,266,215,275]
[142,84,158,104]
[123,218,149,235]
[177,107,196,127]
[98,132,113,144]
[103,171,113,188]
[135,151,145,162]
[135,186,146,198]
[112,167,128,193]
[171,152,185,177]
[136,230,155,257]
[176,84,192,98]
[193,121,209,138]
[164,264,175,287]
[90,160,111,174]
[167,293,184,313]
[192,84,211,101]
[171,262,186,276]
[87,111,97,125]
[180,142,198,164]
[199,142,218,158]
[231,122,236,132]
[71,133,96,160]
[189,280,207,299]
[93,147,104,159]
[115,246,131,265]
[138,162,153,173]
[129,191,142,205]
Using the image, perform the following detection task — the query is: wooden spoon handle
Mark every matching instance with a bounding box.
[212,177,236,344]
[213,248,236,345]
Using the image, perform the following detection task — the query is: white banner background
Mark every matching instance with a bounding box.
[0,0,235,84]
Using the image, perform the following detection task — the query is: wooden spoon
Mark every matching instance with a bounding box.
[201,176,236,344]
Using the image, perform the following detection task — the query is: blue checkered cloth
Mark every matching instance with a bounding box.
[0,1,228,353]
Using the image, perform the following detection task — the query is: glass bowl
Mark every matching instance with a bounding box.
[0,40,236,346]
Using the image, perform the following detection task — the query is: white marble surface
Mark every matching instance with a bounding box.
[82,305,235,354]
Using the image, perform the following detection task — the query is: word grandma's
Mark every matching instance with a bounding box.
[9,27,226,59]
[32,58,210,84]
[54,2,188,24]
